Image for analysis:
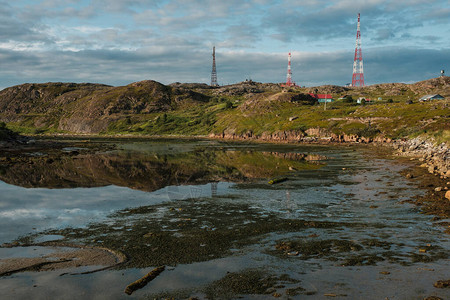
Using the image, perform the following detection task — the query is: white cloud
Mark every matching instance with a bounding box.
[0,0,448,87]
[0,208,47,218]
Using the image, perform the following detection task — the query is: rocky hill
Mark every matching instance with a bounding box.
[0,80,209,133]
[0,77,448,140]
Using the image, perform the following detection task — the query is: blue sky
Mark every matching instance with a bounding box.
[0,0,449,89]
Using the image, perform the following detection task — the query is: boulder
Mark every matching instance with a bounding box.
[428,165,436,174]
[445,190,450,201]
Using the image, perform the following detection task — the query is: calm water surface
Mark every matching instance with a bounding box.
[0,139,448,299]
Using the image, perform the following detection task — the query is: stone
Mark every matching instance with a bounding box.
[433,279,450,288]
[435,187,443,192]
[445,191,450,201]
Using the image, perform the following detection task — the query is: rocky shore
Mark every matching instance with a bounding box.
[392,137,450,179]
[209,130,450,215]
[391,137,450,205]
[209,129,449,180]
[2,127,449,200]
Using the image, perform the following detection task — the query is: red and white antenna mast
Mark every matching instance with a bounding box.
[286,52,293,86]
[352,13,364,87]
[283,52,295,86]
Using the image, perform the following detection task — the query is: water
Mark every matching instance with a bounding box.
[0,139,448,299]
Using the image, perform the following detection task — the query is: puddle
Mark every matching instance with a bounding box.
[61,147,86,152]
[26,152,46,157]
[33,235,65,244]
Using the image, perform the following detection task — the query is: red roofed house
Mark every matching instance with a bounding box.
[309,93,334,103]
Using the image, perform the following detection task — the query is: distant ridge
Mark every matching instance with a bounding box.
[0,77,448,136]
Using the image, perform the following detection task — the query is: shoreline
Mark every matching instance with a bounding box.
[2,131,449,179]
[1,132,449,220]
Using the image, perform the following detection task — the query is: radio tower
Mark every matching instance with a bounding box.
[211,46,218,86]
[283,52,295,86]
[352,13,364,87]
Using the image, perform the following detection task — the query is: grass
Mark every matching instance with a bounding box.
[3,83,449,144]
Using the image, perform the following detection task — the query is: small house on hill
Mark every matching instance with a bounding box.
[309,93,334,103]
[419,94,445,102]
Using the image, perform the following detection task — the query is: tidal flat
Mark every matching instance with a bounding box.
[0,138,449,299]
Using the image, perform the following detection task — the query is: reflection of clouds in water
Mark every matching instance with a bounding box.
[0,270,124,300]
[2,257,450,300]
[0,182,168,243]
[166,183,222,201]
[0,208,47,218]
[0,252,253,299]
[148,255,251,291]
[0,182,165,209]
[0,180,231,244]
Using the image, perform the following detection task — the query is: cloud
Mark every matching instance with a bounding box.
[18,1,96,23]
[1,44,448,91]
[261,0,446,47]
[0,0,448,89]
[372,28,396,41]
[364,47,449,83]
[90,0,161,14]
[0,3,52,44]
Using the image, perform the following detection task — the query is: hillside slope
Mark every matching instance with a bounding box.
[0,80,209,133]
[0,77,448,142]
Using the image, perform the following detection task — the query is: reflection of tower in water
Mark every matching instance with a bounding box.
[211,182,218,197]
[284,190,294,218]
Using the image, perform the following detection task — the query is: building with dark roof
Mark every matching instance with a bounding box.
[419,94,445,101]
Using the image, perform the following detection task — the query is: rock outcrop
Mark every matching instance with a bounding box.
[392,137,449,178]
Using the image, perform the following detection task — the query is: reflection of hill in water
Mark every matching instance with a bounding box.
[0,150,324,191]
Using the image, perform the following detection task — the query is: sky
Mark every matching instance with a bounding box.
[0,0,449,89]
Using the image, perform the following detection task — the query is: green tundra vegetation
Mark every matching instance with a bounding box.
[0,76,448,144]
